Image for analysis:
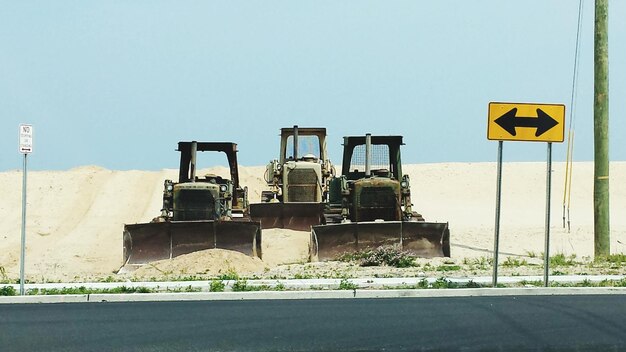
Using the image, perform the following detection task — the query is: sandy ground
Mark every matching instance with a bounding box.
[0,162,624,282]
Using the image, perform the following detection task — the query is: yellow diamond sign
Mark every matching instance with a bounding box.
[488,102,565,142]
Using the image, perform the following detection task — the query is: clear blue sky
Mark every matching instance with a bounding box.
[1,1,624,171]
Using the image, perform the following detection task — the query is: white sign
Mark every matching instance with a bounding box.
[19,124,33,154]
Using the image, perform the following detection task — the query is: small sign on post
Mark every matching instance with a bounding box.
[19,124,33,154]
[18,123,33,295]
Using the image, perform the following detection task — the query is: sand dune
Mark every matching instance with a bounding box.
[0,162,624,282]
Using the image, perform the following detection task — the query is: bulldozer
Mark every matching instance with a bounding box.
[310,134,450,261]
[249,126,334,231]
[123,141,262,266]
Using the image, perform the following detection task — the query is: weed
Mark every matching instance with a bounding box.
[0,286,16,296]
[339,246,416,268]
[169,275,206,282]
[0,266,8,283]
[210,280,225,292]
[436,265,461,272]
[465,280,481,288]
[163,285,200,293]
[27,286,154,295]
[338,278,358,290]
[525,251,537,258]
[274,282,286,291]
[232,280,249,292]
[179,285,201,293]
[337,252,363,262]
[550,253,577,267]
[551,279,626,288]
[615,278,626,287]
[100,276,119,283]
[519,280,543,287]
[293,273,313,280]
[218,269,239,281]
[502,257,528,267]
[598,254,626,264]
[431,277,457,289]
[467,257,492,270]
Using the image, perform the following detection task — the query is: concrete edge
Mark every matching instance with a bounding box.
[0,294,88,304]
[3,287,626,304]
[4,274,625,292]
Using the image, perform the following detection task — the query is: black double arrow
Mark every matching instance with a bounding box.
[494,108,559,137]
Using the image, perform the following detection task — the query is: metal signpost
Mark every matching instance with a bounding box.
[487,103,565,287]
[19,124,33,295]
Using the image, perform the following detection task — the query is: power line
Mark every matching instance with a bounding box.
[563,0,584,232]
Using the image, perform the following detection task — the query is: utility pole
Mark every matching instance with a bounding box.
[594,0,610,258]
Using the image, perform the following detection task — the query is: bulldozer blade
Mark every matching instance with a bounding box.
[123,220,261,265]
[250,202,324,231]
[310,221,450,261]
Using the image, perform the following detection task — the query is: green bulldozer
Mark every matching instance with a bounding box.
[123,141,262,265]
[311,134,450,261]
[250,126,334,231]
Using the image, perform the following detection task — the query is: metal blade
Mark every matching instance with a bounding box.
[311,221,450,261]
[123,220,262,265]
[250,202,323,231]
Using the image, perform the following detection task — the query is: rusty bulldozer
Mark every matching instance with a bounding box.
[250,126,334,231]
[123,141,261,265]
[311,134,450,261]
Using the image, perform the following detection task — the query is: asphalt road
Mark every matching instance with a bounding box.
[2,295,626,351]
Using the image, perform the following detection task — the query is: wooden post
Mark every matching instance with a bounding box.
[594,0,610,258]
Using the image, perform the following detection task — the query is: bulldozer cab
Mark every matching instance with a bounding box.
[341,135,403,181]
[328,135,405,211]
[173,142,248,219]
[123,141,261,266]
[250,126,333,230]
[279,127,328,163]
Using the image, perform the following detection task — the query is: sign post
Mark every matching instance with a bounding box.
[544,142,552,287]
[487,103,564,288]
[493,141,503,287]
[19,124,33,295]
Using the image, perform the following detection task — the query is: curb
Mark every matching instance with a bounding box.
[3,274,625,292]
[2,287,626,304]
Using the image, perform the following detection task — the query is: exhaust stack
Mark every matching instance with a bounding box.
[190,141,197,182]
[365,133,372,177]
[293,125,299,160]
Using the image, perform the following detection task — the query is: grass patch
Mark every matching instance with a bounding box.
[436,265,461,272]
[217,269,240,281]
[338,246,416,268]
[502,257,528,267]
[293,273,314,280]
[99,275,122,283]
[232,279,249,292]
[431,277,458,289]
[463,257,492,270]
[167,285,201,293]
[27,286,154,295]
[338,278,358,290]
[210,280,225,292]
[525,251,538,258]
[0,286,17,296]
[598,254,626,264]
[0,266,9,284]
[550,253,578,267]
